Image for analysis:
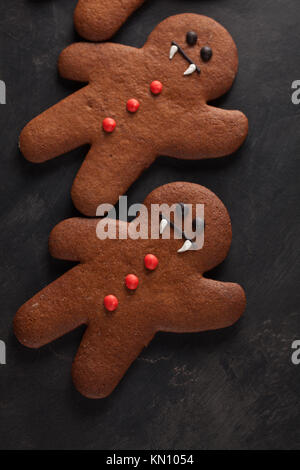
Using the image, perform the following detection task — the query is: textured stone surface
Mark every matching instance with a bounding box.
[0,0,300,450]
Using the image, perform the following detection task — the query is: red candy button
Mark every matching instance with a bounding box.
[125,274,139,290]
[127,98,140,113]
[104,295,118,312]
[102,117,116,133]
[150,81,163,95]
[144,254,159,271]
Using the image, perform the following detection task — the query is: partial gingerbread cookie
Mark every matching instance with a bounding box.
[74,0,146,41]
[20,14,248,216]
[14,182,246,399]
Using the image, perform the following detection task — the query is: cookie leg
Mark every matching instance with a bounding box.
[72,317,155,399]
[161,279,246,333]
[71,141,156,216]
[14,267,90,348]
[20,87,96,163]
[74,0,146,41]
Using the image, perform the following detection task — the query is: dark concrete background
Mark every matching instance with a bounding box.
[0,0,300,450]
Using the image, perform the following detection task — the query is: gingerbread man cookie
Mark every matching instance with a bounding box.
[20,14,248,216]
[74,0,146,41]
[14,182,246,399]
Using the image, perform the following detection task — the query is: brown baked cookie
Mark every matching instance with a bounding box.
[14,182,246,399]
[20,14,248,216]
[74,0,146,41]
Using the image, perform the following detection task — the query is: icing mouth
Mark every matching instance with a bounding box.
[169,41,201,76]
[159,217,196,253]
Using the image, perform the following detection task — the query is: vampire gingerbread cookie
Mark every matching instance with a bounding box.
[74,0,146,41]
[20,14,248,216]
[14,182,246,399]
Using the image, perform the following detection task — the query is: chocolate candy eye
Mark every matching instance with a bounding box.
[186,31,198,46]
[201,46,213,62]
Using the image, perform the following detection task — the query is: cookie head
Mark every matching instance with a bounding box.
[145,14,239,100]
[142,182,232,273]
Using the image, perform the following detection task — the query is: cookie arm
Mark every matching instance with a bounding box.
[160,278,246,333]
[58,43,130,82]
[202,106,248,157]
[74,0,145,41]
[49,218,100,262]
[14,267,89,348]
[165,106,248,159]
[20,87,96,163]
[71,140,156,216]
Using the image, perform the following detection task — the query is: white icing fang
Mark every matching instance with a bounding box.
[183,64,197,76]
